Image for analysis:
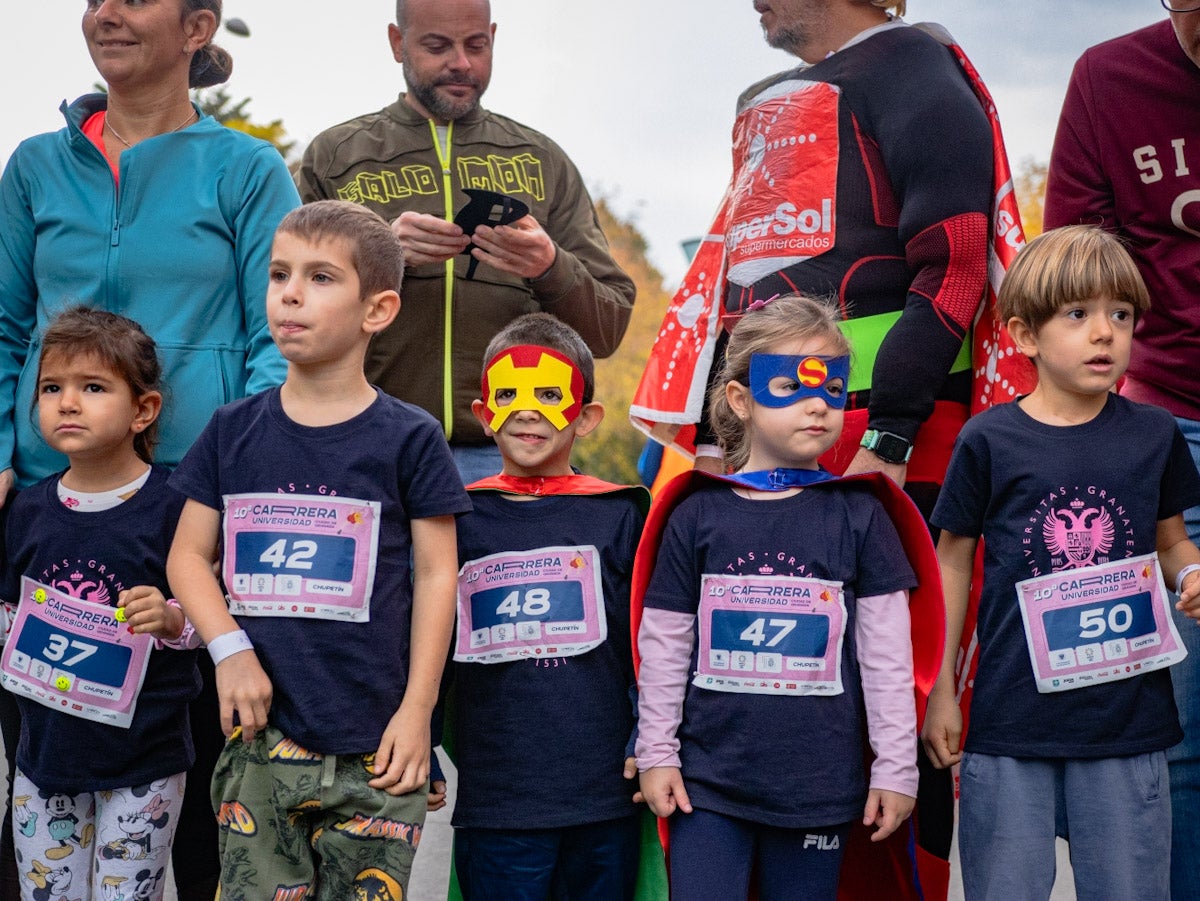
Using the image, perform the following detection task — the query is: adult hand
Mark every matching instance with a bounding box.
[841,445,907,488]
[391,212,470,266]
[470,215,557,280]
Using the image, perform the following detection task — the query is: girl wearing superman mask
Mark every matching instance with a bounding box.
[636,296,921,900]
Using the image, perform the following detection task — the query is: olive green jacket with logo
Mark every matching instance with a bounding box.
[298,98,635,444]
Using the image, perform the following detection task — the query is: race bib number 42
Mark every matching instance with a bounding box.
[0,577,153,728]
[454,546,607,663]
[223,493,381,622]
[694,574,847,696]
[1016,553,1186,693]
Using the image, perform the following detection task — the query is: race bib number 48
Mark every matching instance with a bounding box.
[454,546,607,663]
[1016,553,1186,693]
[694,574,847,696]
[223,493,381,622]
[0,577,153,728]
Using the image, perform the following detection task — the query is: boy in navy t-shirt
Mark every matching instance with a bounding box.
[448,312,646,899]
[923,225,1200,900]
[167,201,470,900]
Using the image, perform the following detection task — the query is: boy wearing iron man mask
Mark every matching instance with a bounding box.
[443,312,650,897]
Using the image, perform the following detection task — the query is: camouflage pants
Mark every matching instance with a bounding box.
[212,726,427,901]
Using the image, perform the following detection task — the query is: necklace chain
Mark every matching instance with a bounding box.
[105,108,198,148]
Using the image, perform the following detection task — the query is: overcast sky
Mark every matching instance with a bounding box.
[0,2,1168,283]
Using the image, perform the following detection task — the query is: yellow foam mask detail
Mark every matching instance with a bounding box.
[482,346,584,432]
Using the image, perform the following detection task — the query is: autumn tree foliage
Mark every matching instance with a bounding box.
[572,201,674,485]
[195,86,295,159]
[1015,157,1048,240]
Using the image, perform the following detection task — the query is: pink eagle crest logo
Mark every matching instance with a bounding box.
[1042,500,1114,568]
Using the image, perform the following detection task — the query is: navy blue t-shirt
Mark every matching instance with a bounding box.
[452,490,642,829]
[932,395,1199,758]
[3,465,200,793]
[644,481,914,828]
[170,388,471,754]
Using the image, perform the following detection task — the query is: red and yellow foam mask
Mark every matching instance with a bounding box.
[481,345,585,431]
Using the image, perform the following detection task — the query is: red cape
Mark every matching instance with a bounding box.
[468,473,651,514]
[631,470,945,900]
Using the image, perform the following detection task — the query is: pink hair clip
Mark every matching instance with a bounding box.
[745,293,782,313]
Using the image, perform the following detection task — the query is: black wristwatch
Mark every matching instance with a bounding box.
[860,429,913,465]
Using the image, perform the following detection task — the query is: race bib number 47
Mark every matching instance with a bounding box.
[223,493,381,622]
[1016,553,1186,693]
[455,546,607,663]
[695,574,847,696]
[0,577,153,728]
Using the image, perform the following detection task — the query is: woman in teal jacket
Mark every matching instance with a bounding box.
[0,1,299,898]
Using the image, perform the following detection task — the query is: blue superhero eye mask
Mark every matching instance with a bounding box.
[748,354,850,409]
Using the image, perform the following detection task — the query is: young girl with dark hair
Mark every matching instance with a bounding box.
[0,308,199,901]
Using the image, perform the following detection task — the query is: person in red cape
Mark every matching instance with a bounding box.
[632,297,943,901]
[630,3,1036,895]
[444,312,669,899]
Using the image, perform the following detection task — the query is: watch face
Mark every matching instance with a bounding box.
[868,431,913,464]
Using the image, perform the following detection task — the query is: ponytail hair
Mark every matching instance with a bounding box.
[710,295,849,471]
[184,0,233,88]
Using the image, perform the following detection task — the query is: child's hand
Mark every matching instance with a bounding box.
[920,686,963,769]
[427,780,447,812]
[863,788,915,842]
[371,701,431,796]
[0,602,17,645]
[214,649,272,741]
[1176,569,1200,620]
[639,766,692,818]
[118,586,183,641]
[626,757,647,804]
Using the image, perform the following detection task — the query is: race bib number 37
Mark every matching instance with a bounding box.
[695,574,847,696]
[0,577,153,728]
[223,493,381,622]
[1016,553,1186,693]
[454,546,607,663]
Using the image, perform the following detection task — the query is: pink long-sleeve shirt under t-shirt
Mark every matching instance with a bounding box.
[636,590,918,799]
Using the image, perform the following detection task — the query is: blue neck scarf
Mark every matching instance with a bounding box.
[726,467,836,491]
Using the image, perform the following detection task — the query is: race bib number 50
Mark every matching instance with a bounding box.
[0,577,153,728]
[1016,553,1186,693]
[694,574,847,696]
[455,546,607,663]
[223,493,381,622]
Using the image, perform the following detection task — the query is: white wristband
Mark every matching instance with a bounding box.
[1177,564,1200,596]
[207,629,253,666]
